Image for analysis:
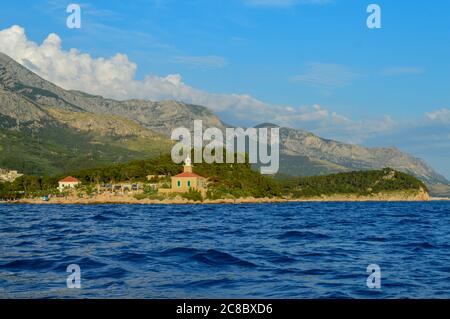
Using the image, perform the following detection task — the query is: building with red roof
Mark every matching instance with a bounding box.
[58,176,81,192]
[159,157,207,196]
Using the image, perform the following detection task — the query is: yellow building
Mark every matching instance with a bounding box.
[159,157,207,196]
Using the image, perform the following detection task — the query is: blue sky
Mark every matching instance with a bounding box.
[1,0,450,177]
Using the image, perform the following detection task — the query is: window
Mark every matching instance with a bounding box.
[187,180,191,187]
[177,180,181,188]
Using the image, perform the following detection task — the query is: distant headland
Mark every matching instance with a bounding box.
[0,153,430,204]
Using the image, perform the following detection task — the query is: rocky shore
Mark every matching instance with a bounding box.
[6,189,431,205]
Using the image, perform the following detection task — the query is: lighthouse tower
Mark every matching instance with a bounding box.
[183,156,193,173]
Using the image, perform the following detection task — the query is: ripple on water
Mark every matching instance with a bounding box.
[2,258,56,271]
[1,202,450,298]
[192,249,257,268]
[277,230,330,241]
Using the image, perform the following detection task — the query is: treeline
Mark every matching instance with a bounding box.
[0,175,60,200]
[70,153,282,199]
[65,152,282,199]
[0,155,180,200]
[0,155,427,201]
[195,161,281,199]
[280,168,427,198]
[66,154,180,184]
[0,153,282,200]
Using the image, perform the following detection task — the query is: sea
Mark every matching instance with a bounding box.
[1,202,450,299]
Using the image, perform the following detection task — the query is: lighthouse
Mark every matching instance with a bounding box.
[183,156,193,173]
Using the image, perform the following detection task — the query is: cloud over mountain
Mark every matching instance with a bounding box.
[0,25,356,132]
[1,24,450,176]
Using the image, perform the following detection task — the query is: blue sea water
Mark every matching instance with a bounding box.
[1,202,450,299]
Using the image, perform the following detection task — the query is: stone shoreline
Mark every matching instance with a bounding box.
[4,190,433,205]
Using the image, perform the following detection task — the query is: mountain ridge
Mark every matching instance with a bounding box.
[0,51,448,191]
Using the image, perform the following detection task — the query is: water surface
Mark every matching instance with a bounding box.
[1,202,450,298]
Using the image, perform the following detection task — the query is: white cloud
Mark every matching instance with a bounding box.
[0,25,355,131]
[318,115,397,144]
[0,24,443,153]
[0,25,398,146]
[0,25,256,113]
[363,110,450,179]
[291,62,360,88]
[275,104,328,123]
[2,26,450,176]
[425,108,450,123]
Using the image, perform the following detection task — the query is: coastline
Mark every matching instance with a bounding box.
[3,189,434,205]
[430,197,450,201]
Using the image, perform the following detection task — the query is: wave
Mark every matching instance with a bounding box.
[1,258,56,271]
[160,247,201,256]
[277,230,329,240]
[402,241,437,251]
[187,277,234,288]
[3,202,450,298]
[160,247,256,268]
[116,251,149,263]
[362,236,388,242]
[91,214,110,221]
[192,249,257,268]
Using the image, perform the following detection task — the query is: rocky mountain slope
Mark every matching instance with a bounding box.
[0,52,448,191]
[277,125,447,184]
[0,53,172,175]
[0,52,226,135]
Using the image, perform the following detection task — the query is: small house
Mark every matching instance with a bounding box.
[159,157,207,196]
[58,176,81,192]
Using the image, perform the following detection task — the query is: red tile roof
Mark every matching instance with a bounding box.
[174,172,204,178]
[59,176,80,183]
